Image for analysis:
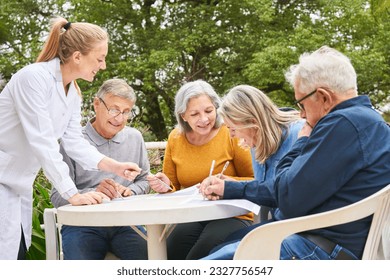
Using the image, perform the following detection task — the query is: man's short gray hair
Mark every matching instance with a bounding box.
[285,46,357,95]
[96,78,136,102]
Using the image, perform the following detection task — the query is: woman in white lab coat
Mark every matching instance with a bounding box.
[0,17,140,259]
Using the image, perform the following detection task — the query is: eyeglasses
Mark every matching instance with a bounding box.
[99,98,136,119]
[295,89,317,111]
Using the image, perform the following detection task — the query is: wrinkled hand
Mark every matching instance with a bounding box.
[96,178,132,199]
[199,176,225,201]
[67,192,108,206]
[116,184,132,197]
[217,174,236,181]
[116,162,141,181]
[146,172,171,193]
[98,158,141,181]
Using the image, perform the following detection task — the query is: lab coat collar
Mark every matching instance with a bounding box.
[47,58,78,104]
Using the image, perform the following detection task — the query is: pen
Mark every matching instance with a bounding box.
[115,183,124,200]
[218,161,230,179]
[116,189,124,200]
[208,160,216,185]
[206,160,219,199]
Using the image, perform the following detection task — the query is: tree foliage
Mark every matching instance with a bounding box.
[1,0,389,138]
[0,0,389,260]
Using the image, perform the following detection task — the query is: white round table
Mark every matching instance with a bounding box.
[57,192,259,259]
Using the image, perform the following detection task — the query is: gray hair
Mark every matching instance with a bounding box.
[219,85,300,163]
[96,78,136,102]
[175,80,222,133]
[285,46,357,95]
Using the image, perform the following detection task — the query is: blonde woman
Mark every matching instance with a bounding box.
[0,17,140,259]
[201,84,303,201]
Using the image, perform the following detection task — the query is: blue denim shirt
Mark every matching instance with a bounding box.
[274,95,390,258]
[224,120,304,207]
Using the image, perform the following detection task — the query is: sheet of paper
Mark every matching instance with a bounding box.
[209,199,261,214]
[155,183,200,197]
[109,184,200,202]
[179,195,260,214]
[110,183,260,215]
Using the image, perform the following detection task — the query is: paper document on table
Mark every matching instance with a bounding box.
[181,196,260,214]
[208,199,260,214]
[155,183,260,213]
[156,183,200,197]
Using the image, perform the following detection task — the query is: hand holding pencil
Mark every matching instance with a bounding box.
[146,172,173,193]
[199,160,228,200]
[96,178,131,199]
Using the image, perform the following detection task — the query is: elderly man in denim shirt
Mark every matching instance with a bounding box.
[201,46,390,260]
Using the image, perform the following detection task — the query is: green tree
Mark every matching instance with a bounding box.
[1,1,389,139]
[0,0,389,260]
[70,0,390,138]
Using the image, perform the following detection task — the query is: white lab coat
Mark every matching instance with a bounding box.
[0,58,105,259]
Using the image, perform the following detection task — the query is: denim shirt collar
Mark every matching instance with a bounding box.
[330,95,372,113]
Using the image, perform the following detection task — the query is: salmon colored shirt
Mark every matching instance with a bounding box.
[163,125,254,221]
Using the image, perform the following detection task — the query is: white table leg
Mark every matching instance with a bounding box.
[146,224,167,260]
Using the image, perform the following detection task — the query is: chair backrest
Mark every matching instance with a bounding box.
[234,184,390,260]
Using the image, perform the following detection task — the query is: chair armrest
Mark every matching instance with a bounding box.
[234,186,390,260]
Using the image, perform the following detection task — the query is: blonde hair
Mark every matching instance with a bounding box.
[219,85,301,163]
[36,16,108,63]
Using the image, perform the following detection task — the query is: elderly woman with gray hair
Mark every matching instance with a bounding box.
[147,79,254,259]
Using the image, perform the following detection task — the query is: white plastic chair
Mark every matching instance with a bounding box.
[43,208,119,260]
[234,184,390,260]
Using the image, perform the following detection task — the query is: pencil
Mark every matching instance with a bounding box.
[114,182,124,199]
[218,161,230,179]
[116,189,124,200]
[150,172,173,191]
[208,160,216,185]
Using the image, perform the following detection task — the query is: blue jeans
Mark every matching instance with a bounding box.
[202,234,358,260]
[167,218,252,260]
[61,225,148,260]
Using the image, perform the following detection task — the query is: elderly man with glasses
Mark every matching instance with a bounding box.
[274,46,390,259]
[202,45,390,260]
[50,78,150,260]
